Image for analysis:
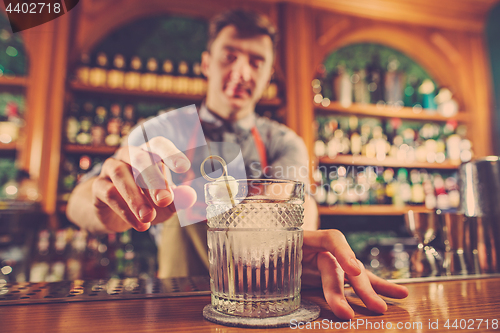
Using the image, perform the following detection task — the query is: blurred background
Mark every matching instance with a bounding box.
[0,0,499,284]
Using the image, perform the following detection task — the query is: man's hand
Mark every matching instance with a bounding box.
[303,230,409,320]
[90,137,197,233]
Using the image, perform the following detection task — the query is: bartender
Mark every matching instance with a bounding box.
[67,9,408,320]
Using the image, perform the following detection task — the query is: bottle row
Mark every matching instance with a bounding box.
[59,154,103,200]
[74,52,279,99]
[312,165,459,210]
[0,159,40,201]
[313,57,459,118]
[0,92,25,144]
[26,228,156,283]
[65,99,183,147]
[0,24,28,76]
[314,115,472,164]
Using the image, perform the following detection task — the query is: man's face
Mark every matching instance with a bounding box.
[202,25,274,119]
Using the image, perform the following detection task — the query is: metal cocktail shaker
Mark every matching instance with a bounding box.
[458,156,500,273]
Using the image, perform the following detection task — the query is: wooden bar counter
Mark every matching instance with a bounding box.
[2,276,500,332]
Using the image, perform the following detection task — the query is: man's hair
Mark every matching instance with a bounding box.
[207,9,278,52]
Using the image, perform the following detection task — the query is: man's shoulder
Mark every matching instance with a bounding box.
[255,114,298,139]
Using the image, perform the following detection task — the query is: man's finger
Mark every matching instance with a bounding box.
[317,252,354,320]
[100,158,157,224]
[346,261,388,314]
[92,177,151,232]
[304,230,361,276]
[365,270,409,299]
[117,145,174,207]
[140,136,191,173]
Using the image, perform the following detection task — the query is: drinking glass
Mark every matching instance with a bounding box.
[404,210,442,277]
[205,179,304,317]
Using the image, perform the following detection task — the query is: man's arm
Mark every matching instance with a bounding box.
[66,140,196,235]
[67,176,114,234]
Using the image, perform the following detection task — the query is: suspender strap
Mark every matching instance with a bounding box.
[251,126,268,170]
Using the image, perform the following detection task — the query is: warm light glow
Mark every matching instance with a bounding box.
[6,46,18,57]
[313,94,323,104]
[1,266,12,275]
[435,152,446,163]
[460,150,472,162]
[376,152,386,161]
[0,134,12,144]
[321,98,330,107]
[5,185,17,195]
[338,166,346,177]
[311,79,321,88]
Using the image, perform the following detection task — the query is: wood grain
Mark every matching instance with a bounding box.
[2,277,500,332]
[318,155,461,170]
[315,102,469,123]
[318,204,432,216]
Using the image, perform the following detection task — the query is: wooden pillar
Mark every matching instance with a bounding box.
[469,34,495,157]
[282,3,315,181]
[20,13,71,214]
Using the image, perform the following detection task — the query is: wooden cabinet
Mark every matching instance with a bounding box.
[281,1,498,216]
[8,0,497,217]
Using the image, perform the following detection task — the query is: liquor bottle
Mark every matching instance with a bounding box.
[121,104,135,137]
[76,118,92,145]
[105,118,122,146]
[383,168,395,205]
[348,116,362,155]
[433,174,449,210]
[89,52,108,87]
[106,233,118,277]
[410,169,425,205]
[76,53,91,85]
[157,59,175,93]
[418,79,437,111]
[141,57,158,92]
[124,56,142,90]
[403,75,421,107]
[48,229,68,282]
[374,173,386,205]
[191,62,205,95]
[263,74,279,100]
[314,184,327,205]
[175,60,190,94]
[397,168,412,205]
[78,155,92,176]
[445,176,460,208]
[314,139,326,157]
[384,57,404,107]
[352,69,370,104]
[83,235,100,279]
[333,65,352,108]
[29,230,51,282]
[61,159,77,194]
[423,182,437,209]
[339,117,351,155]
[93,105,107,126]
[366,54,385,105]
[446,134,461,164]
[66,116,80,144]
[325,185,338,206]
[344,173,359,204]
[356,171,370,204]
[107,54,126,89]
[66,230,87,281]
